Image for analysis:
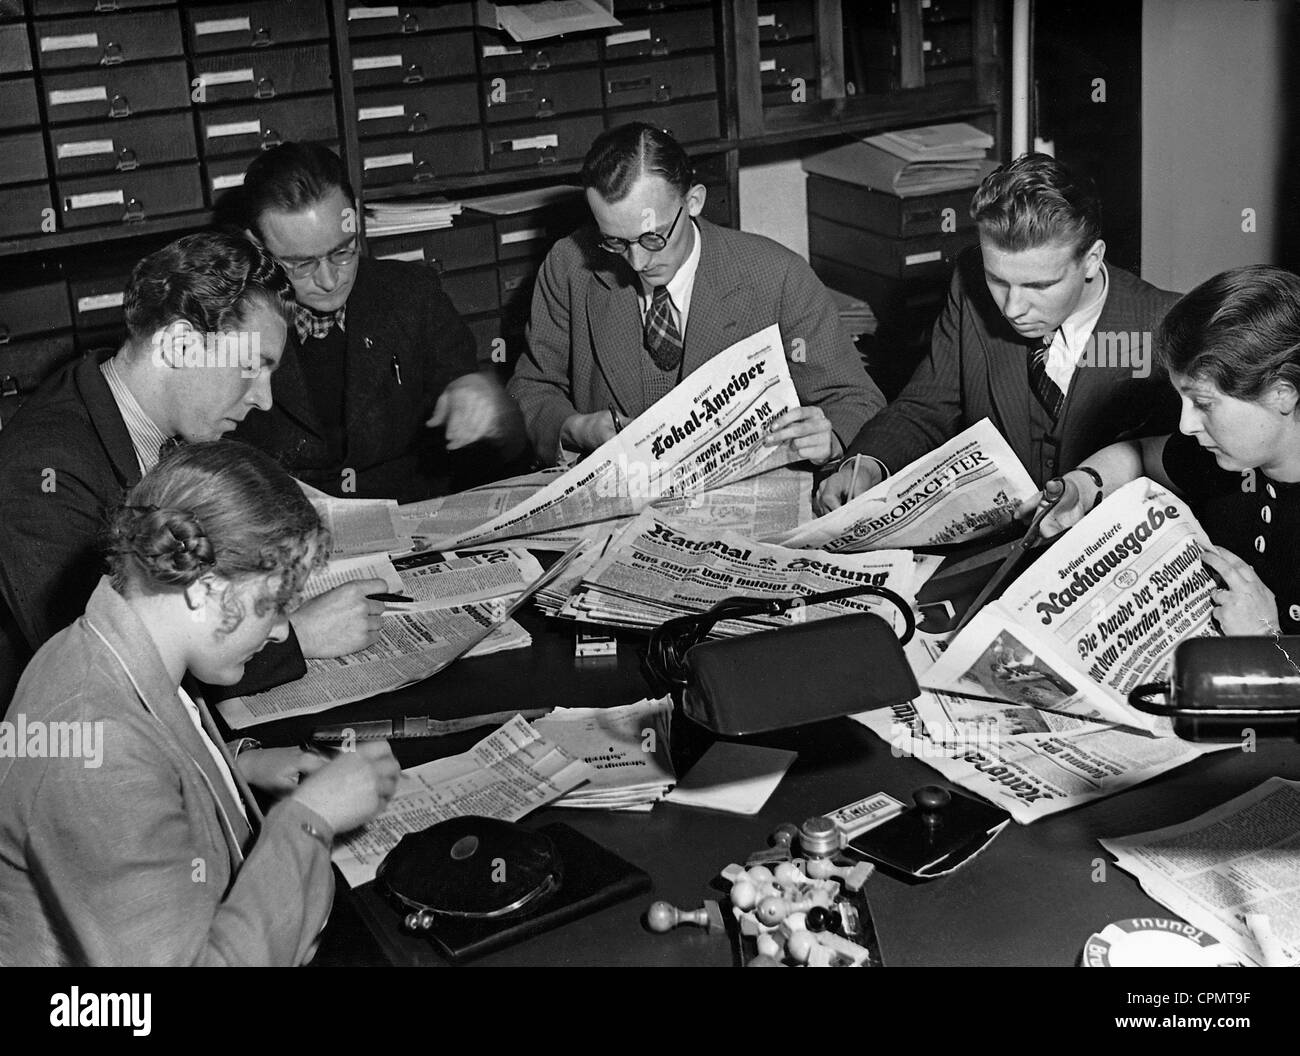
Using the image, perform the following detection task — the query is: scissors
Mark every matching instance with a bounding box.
[951,477,1067,633]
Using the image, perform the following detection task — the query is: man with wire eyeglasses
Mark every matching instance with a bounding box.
[234,142,525,504]
[509,123,884,466]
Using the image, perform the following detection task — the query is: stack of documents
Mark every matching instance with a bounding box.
[365,198,462,236]
[829,288,878,339]
[802,122,996,197]
[535,697,676,812]
[868,122,994,162]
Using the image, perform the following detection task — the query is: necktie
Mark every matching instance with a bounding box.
[293,303,347,343]
[1027,335,1065,421]
[644,285,683,372]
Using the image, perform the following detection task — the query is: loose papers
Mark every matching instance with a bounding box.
[924,478,1219,733]
[769,419,1035,552]
[332,715,594,887]
[311,495,411,557]
[1100,778,1300,967]
[420,324,803,549]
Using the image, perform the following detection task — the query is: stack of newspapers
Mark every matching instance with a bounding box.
[364,198,462,236]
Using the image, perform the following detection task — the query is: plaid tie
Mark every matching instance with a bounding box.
[1027,335,1064,421]
[644,285,683,372]
[293,303,347,343]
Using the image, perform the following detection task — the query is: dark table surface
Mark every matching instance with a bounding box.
[256,556,1300,968]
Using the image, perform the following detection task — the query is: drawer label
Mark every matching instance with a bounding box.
[349,6,399,18]
[212,173,246,190]
[377,249,425,263]
[759,58,777,72]
[482,44,522,57]
[358,104,405,121]
[207,119,261,138]
[507,134,558,151]
[363,152,414,170]
[194,17,251,35]
[904,250,943,266]
[758,14,777,27]
[77,291,126,312]
[606,28,651,47]
[40,33,99,53]
[66,189,125,210]
[198,68,255,87]
[500,227,543,245]
[353,54,403,71]
[49,86,108,106]
[56,139,115,159]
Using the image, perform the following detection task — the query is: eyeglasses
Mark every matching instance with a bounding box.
[597,206,684,255]
[275,242,359,280]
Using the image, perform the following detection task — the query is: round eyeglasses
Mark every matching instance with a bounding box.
[597,206,684,255]
[276,243,360,280]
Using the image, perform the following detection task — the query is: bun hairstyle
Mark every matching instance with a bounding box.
[108,441,327,631]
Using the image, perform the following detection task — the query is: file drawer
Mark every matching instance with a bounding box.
[605,55,717,108]
[498,258,539,317]
[757,1,815,41]
[484,67,602,124]
[0,22,31,73]
[485,114,602,171]
[69,269,129,330]
[42,60,189,123]
[49,112,195,177]
[0,131,48,185]
[492,200,585,262]
[603,7,715,61]
[346,3,474,37]
[203,143,338,202]
[369,221,496,272]
[439,267,498,317]
[607,98,720,144]
[192,44,332,104]
[760,42,817,96]
[807,175,976,238]
[0,335,80,427]
[808,214,978,280]
[199,95,337,157]
[616,0,711,12]
[924,0,974,21]
[33,11,184,69]
[185,0,327,53]
[350,31,475,87]
[476,30,598,75]
[0,184,54,239]
[359,129,483,187]
[464,314,502,370]
[31,0,175,12]
[0,0,24,14]
[0,78,39,129]
[355,81,479,137]
[57,164,203,228]
[0,281,72,339]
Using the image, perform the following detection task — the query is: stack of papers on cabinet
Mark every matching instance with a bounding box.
[364,198,463,236]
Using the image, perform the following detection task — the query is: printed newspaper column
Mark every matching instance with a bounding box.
[922,478,1219,733]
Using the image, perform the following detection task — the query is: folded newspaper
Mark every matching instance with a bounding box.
[768,418,1036,552]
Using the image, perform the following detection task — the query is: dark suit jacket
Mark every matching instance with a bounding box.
[0,356,305,706]
[235,257,482,502]
[508,217,885,464]
[845,249,1181,485]
[0,579,333,966]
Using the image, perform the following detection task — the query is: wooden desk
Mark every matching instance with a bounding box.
[265,596,1299,968]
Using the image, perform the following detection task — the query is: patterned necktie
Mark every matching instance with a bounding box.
[644,285,683,372]
[1027,334,1064,421]
[293,303,347,343]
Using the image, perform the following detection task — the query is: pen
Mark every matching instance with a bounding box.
[367,592,413,603]
[391,354,402,386]
[609,406,622,433]
[849,454,863,498]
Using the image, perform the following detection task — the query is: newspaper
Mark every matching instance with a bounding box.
[217,604,532,729]
[397,470,567,549]
[556,509,918,636]
[1100,777,1300,966]
[420,324,802,549]
[923,478,1219,733]
[303,554,404,600]
[769,419,1035,552]
[391,548,544,610]
[312,495,411,556]
[331,716,595,887]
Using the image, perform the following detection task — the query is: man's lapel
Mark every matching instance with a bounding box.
[982,326,1033,459]
[269,336,325,440]
[680,219,746,377]
[586,257,646,416]
[341,258,393,455]
[78,356,144,490]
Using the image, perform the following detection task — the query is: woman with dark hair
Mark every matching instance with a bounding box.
[0,441,399,966]
[1027,264,1300,636]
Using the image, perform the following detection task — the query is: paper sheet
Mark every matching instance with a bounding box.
[664,743,797,815]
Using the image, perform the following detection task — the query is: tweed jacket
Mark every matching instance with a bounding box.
[508,217,885,464]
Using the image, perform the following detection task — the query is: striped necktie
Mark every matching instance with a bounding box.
[644,285,683,372]
[1027,334,1064,421]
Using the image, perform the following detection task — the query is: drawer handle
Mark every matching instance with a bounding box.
[259,127,283,150]
[122,197,145,224]
[0,326,10,346]
[94,0,120,10]
[255,76,276,100]
[527,49,551,71]
[535,95,554,119]
[412,159,436,183]
[1,376,18,399]
[400,13,420,34]
[108,93,131,118]
[775,65,792,87]
[502,275,525,293]
[407,110,429,133]
[115,147,138,172]
[651,35,669,58]
[774,22,790,42]
[251,26,273,48]
[608,76,652,95]
[489,86,535,107]
[100,41,124,66]
[654,82,672,103]
[648,0,666,9]
[403,63,425,85]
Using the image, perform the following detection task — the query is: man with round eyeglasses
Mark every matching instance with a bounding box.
[234,142,525,504]
[509,123,885,466]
